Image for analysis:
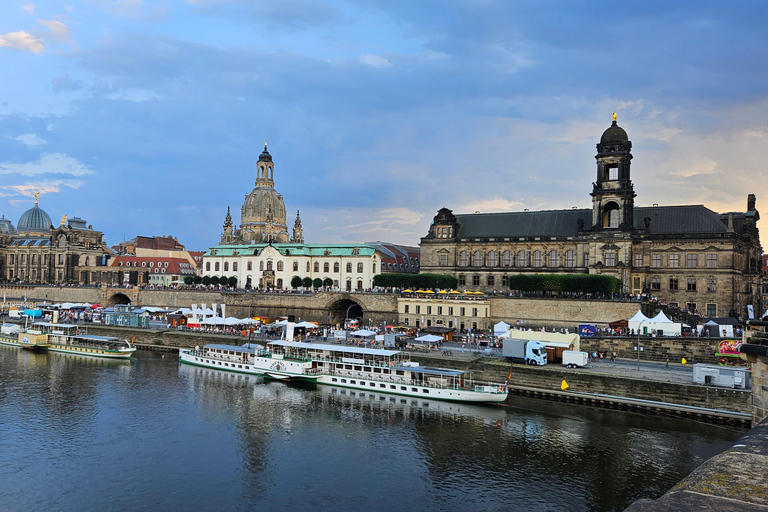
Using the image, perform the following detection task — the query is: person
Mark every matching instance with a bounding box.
[665,357,670,370]
[611,352,616,363]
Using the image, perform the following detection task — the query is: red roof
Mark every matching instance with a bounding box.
[110,256,196,275]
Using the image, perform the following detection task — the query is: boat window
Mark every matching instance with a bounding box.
[370,383,375,387]
[332,378,338,382]
[354,366,362,371]
[383,369,390,374]
[341,379,346,383]
[345,365,352,370]
[412,388,417,392]
[380,384,385,388]
[350,380,356,384]
[238,365,242,369]
[423,389,429,393]
[396,370,404,376]
[401,386,407,391]
[373,368,381,373]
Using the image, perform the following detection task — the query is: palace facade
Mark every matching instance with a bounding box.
[420,116,762,319]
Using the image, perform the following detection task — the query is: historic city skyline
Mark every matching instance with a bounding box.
[1,1,767,250]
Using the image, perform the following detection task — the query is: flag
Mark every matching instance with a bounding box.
[561,380,569,391]
[681,357,687,365]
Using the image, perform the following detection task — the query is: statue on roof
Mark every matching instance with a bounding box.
[61,214,67,226]
[34,192,39,204]
[612,111,617,122]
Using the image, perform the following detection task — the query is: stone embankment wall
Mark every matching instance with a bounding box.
[581,336,724,365]
[489,297,642,328]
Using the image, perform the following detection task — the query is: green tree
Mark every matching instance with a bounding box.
[227,276,237,287]
[312,278,322,289]
[322,277,333,288]
[210,276,220,285]
[193,275,202,285]
[183,276,194,285]
[291,276,303,289]
[202,275,211,286]
[302,277,313,289]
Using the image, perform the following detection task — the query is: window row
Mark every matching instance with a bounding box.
[204,260,371,273]
[636,253,718,269]
[8,254,53,265]
[648,277,717,292]
[403,305,483,317]
[455,250,582,268]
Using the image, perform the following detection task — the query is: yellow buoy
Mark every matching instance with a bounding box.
[561,380,569,391]
[681,357,687,365]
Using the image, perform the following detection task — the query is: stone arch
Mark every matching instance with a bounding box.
[108,292,131,306]
[328,297,363,327]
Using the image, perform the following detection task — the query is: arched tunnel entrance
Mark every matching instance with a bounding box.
[329,299,363,328]
[109,293,131,306]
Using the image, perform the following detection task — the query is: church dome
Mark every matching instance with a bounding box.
[241,187,287,224]
[600,121,629,144]
[18,204,53,232]
[0,215,16,235]
[258,146,272,162]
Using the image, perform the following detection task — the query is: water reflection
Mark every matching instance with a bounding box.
[0,347,744,512]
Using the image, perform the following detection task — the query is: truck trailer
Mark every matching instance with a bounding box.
[502,339,547,365]
[562,350,589,368]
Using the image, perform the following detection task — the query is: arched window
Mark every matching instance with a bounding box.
[247,261,252,271]
[277,261,283,271]
[472,250,482,267]
[293,261,298,271]
[333,262,339,272]
[259,261,264,271]
[548,250,558,267]
[565,250,575,268]
[346,262,352,273]
[314,262,319,272]
[502,250,511,267]
[459,251,468,267]
[532,250,542,267]
[603,202,620,228]
[357,280,363,290]
[487,250,497,267]
[517,250,527,267]
[323,262,329,272]
[267,261,273,271]
[357,262,363,273]
[224,262,229,271]
[487,275,494,286]
[233,262,238,271]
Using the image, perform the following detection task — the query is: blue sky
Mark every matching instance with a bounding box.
[1,1,767,251]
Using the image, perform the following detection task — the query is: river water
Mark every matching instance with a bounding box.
[0,346,744,512]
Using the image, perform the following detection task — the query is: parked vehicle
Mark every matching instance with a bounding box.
[502,339,547,365]
[562,350,589,368]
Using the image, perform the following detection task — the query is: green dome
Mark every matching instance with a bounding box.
[18,204,53,233]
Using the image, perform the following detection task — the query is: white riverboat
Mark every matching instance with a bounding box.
[32,322,136,359]
[179,340,508,403]
[0,323,50,350]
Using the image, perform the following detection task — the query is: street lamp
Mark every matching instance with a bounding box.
[636,319,646,370]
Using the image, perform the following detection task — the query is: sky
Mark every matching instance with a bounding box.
[1,1,767,252]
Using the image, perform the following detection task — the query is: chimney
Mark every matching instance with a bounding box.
[748,194,756,212]
[727,213,734,232]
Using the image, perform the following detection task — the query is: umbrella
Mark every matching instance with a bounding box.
[295,321,318,328]
[415,289,426,293]
[424,290,435,294]
[415,334,443,343]
[90,304,102,309]
[449,290,461,294]
[350,329,376,337]
[403,289,413,293]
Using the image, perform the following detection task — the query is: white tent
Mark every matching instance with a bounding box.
[350,329,376,337]
[628,310,651,332]
[651,311,673,323]
[493,321,511,335]
[295,321,319,329]
[415,334,443,343]
[630,309,681,336]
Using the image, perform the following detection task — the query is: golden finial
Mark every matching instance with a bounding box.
[61,214,67,226]
[612,111,617,122]
[264,138,267,149]
[34,192,39,204]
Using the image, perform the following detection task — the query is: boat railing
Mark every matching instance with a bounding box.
[321,367,504,393]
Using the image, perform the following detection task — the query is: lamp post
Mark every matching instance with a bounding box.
[636,319,646,370]
[345,304,354,342]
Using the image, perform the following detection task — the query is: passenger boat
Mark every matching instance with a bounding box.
[179,340,508,403]
[32,322,136,359]
[0,324,50,350]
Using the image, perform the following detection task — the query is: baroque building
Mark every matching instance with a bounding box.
[420,115,762,319]
[220,143,303,245]
[0,195,112,284]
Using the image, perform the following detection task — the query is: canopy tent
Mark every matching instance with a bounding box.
[699,320,734,338]
[349,329,376,337]
[628,310,651,332]
[651,311,673,323]
[629,309,681,336]
[493,321,511,335]
[415,334,443,343]
[295,321,318,329]
[608,319,628,329]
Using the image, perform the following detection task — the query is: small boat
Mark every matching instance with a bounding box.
[179,340,507,403]
[32,322,136,359]
[0,323,49,350]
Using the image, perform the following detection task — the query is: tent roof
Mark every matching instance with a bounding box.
[628,310,650,322]
[415,334,443,342]
[651,311,674,323]
[350,329,376,337]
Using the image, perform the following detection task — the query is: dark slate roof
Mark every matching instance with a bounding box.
[451,205,731,238]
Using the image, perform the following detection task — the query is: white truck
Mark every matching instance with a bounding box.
[562,350,589,368]
[502,339,548,365]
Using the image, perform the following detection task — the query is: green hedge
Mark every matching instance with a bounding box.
[373,273,458,290]
[508,274,620,293]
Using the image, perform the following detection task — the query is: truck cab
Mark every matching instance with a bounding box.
[526,341,548,366]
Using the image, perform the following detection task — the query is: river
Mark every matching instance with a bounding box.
[0,346,744,512]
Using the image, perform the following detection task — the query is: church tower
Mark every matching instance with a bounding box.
[590,113,635,231]
[220,206,235,244]
[239,141,289,243]
[291,210,304,243]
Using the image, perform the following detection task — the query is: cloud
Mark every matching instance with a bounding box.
[22,4,35,14]
[0,153,93,177]
[51,74,86,94]
[38,20,71,43]
[359,54,392,68]
[0,180,84,199]
[0,30,44,54]
[185,0,341,31]
[14,134,48,147]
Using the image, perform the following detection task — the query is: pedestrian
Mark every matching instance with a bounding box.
[665,357,669,370]
[611,352,616,363]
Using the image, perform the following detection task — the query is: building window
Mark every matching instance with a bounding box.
[293,261,298,271]
[502,250,511,267]
[501,275,508,286]
[547,250,557,267]
[707,278,717,292]
[247,261,252,271]
[307,262,311,272]
[459,275,466,285]
[583,253,589,267]
[472,275,480,286]
[334,262,339,272]
[346,262,352,273]
[650,277,660,291]
[357,263,363,273]
[460,307,465,316]
[669,278,678,290]
[267,261,273,271]
[437,306,442,315]
[448,307,453,315]
[472,250,482,267]
[459,251,468,267]
[687,278,697,291]
[605,252,616,267]
[277,278,283,288]
[415,305,420,314]
[651,254,661,268]
[206,262,210,271]
[324,262,329,272]
[224,262,229,272]
[706,304,717,317]
[260,261,264,271]
[608,166,618,180]
[233,262,238,271]
[215,262,220,271]
[472,308,478,317]
[404,305,409,313]
[532,250,543,267]
[634,253,643,267]
[517,250,527,267]
[427,306,432,314]
[706,253,718,268]
[314,262,319,272]
[487,251,497,267]
[686,254,698,268]
[357,280,362,290]
[439,254,448,266]
[669,254,679,268]
[277,261,283,271]
[564,250,575,268]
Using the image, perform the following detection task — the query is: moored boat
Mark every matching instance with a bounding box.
[0,324,50,350]
[179,340,508,403]
[33,322,136,359]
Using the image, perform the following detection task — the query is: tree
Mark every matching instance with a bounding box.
[202,275,211,286]
[322,277,333,288]
[372,272,458,290]
[312,278,322,289]
[210,276,220,285]
[227,276,237,287]
[183,276,194,285]
[302,277,313,289]
[291,276,303,289]
[193,275,202,285]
